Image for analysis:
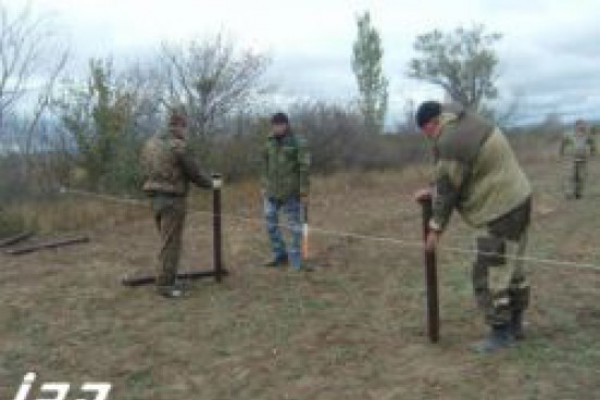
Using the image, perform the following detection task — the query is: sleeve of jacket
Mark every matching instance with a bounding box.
[429,159,465,232]
[297,136,311,196]
[588,135,597,155]
[260,144,269,189]
[173,140,213,189]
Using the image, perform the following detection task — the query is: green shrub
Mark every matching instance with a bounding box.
[0,208,26,237]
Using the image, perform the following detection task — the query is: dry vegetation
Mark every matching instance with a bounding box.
[0,153,599,400]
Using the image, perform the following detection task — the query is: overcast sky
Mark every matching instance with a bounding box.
[10,0,600,124]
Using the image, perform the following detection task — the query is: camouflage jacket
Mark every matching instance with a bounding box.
[261,131,310,201]
[141,132,212,196]
[430,104,532,231]
[560,130,596,160]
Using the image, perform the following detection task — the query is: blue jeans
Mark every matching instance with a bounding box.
[264,196,303,269]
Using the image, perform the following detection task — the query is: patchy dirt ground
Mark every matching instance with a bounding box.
[1,158,599,399]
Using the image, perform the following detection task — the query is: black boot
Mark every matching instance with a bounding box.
[511,311,525,340]
[471,324,515,354]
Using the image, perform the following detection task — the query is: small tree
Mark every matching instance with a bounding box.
[55,59,142,191]
[352,11,389,134]
[408,24,501,110]
[0,2,68,181]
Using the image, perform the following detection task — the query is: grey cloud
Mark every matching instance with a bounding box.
[19,0,600,125]
[267,52,355,99]
[500,47,600,120]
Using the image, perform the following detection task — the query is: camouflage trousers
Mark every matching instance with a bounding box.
[570,159,588,198]
[150,194,186,290]
[473,198,532,327]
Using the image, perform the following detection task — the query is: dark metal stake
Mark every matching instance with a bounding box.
[0,232,33,248]
[122,269,230,287]
[212,174,224,283]
[5,236,90,256]
[417,194,440,343]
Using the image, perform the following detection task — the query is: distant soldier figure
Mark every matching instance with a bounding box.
[141,109,213,298]
[414,101,533,353]
[262,112,311,271]
[560,119,595,199]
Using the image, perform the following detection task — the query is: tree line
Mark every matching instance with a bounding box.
[0,3,516,201]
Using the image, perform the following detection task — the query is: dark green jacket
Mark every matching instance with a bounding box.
[261,131,310,200]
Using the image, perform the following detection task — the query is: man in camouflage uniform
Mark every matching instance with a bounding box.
[141,109,213,298]
[414,101,533,353]
[262,112,311,271]
[560,119,595,199]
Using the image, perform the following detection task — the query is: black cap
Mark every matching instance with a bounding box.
[416,101,442,128]
[271,112,290,125]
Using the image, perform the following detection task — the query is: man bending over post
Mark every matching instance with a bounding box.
[414,101,533,354]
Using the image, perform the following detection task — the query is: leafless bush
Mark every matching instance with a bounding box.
[160,34,270,138]
[290,101,428,173]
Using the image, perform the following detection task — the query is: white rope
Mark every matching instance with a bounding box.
[59,186,600,272]
[61,186,424,220]
[61,187,147,207]
[201,209,600,272]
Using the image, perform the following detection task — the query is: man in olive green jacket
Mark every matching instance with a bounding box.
[261,112,310,270]
[414,101,533,353]
[560,119,596,199]
[141,109,213,298]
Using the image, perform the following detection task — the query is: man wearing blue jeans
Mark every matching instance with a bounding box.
[262,113,310,270]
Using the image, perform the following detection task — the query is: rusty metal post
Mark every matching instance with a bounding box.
[212,173,224,283]
[417,194,440,343]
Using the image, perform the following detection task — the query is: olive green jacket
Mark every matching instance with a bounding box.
[560,130,596,160]
[430,105,532,231]
[141,132,212,196]
[261,131,310,201]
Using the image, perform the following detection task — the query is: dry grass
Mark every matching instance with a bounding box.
[0,156,599,399]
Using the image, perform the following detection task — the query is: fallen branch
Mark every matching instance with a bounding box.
[5,236,90,256]
[0,232,33,248]
[122,269,230,287]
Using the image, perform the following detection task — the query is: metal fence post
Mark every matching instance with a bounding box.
[418,194,440,343]
[212,173,224,283]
